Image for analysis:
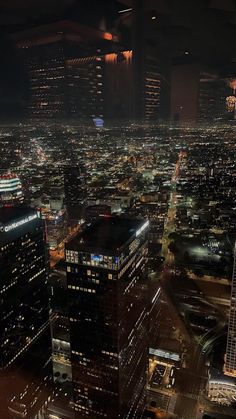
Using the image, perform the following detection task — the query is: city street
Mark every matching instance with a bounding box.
[161,151,185,264]
[50,224,80,267]
[155,151,209,419]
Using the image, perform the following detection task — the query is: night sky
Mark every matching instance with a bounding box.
[0,0,235,119]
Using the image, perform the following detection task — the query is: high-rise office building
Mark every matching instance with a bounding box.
[110,50,162,121]
[144,57,162,121]
[0,173,23,207]
[47,264,74,419]
[42,207,68,250]
[0,206,49,367]
[67,54,105,120]
[67,46,162,121]
[131,0,168,122]
[198,73,231,123]
[64,165,87,208]
[12,21,120,120]
[224,242,236,377]
[65,216,149,418]
[67,48,162,121]
[13,18,163,122]
[0,206,49,417]
[49,174,65,206]
[67,49,124,121]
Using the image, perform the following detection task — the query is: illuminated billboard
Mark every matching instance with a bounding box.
[0,212,40,233]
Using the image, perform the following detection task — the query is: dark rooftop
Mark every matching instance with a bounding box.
[0,206,36,224]
[0,206,41,245]
[67,216,147,254]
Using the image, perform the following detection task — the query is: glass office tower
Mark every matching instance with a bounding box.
[0,206,49,418]
[225,242,236,377]
[65,216,149,418]
[0,207,49,368]
[64,166,87,208]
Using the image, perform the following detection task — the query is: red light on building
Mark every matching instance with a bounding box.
[103,32,113,41]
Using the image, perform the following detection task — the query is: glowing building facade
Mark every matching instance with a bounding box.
[144,57,161,121]
[0,173,23,207]
[65,217,149,418]
[42,207,67,250]
[208,370,236,406]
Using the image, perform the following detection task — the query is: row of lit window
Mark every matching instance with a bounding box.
[81,260,117,269]
[118,252,139,279]
[75,404,108,417]
[29,268,46,283]
[77,379,117,395]
[74,404,90,414]
[68,285,96,293]
[4,319,49,368]
[128,256,145,281]
[66,250,78,263]
[0,280,17,295]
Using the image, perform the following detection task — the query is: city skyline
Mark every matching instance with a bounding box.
[0,1,236,419]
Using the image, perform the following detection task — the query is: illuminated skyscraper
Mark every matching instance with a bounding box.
[0,207,48,367]
[65,216,149,418]
[224,243,236,377]
[42,207,68,250]
[67,48,162,121]
[67,54,105,119]
[0,173,23,207]
[198,73,231,122]
[67,50,134,120]
[144,57,162,121]
[0,206,49,417]
[64,165,87,208]
[13,21,120,120]
[13,19,163,122]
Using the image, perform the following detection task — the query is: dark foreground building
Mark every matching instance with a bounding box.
[65,216,149,418]
[224,242,236,378]
[0,207,50,417]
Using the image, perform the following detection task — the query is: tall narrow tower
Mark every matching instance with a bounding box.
[224,242,236,377]
[0,206,49,417]
[65,216,149,418]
